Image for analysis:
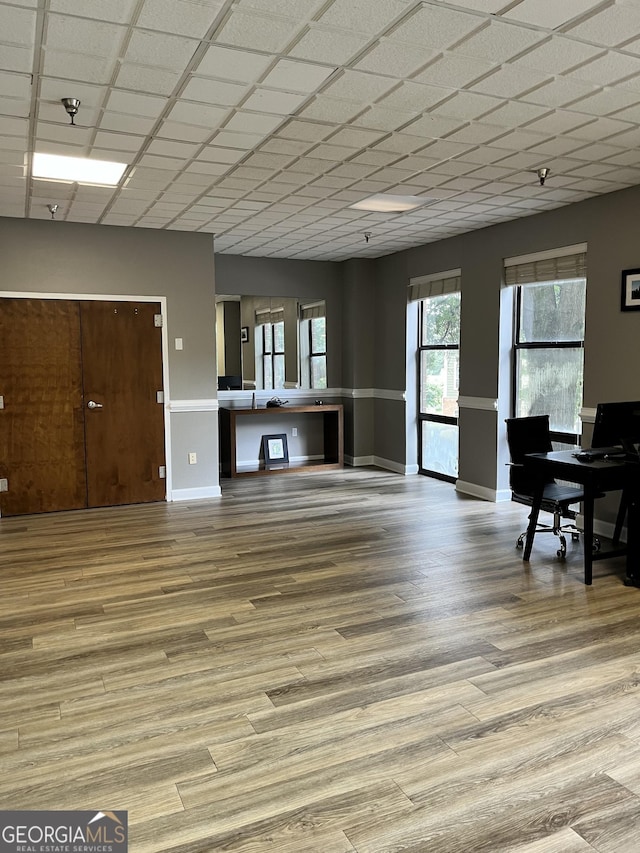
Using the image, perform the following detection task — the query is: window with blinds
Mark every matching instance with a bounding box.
[506,245,587,443]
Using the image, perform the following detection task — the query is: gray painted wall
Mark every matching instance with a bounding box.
[0,217,218,499]
[3,179,640,520]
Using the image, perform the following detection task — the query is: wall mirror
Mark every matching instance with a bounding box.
[216,295,326,392]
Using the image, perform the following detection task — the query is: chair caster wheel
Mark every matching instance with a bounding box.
[592,538,601,553]
[516,540,524,549]
[557,549,566,559]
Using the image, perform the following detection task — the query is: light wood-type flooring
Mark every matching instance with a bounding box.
[2,467,640,852]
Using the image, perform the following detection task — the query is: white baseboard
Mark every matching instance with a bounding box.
[456,480,509,502]
[170,486,221,501]
[350,455,417,475]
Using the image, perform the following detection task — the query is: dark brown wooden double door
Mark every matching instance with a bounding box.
[0,298,166,516]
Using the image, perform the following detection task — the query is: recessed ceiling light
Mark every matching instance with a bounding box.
[349,193,430,213]
[32,153,127,186]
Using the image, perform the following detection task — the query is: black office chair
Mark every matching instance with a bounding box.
[505,415,585,559]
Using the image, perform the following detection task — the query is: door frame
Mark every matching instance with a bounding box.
[0,290,172,502]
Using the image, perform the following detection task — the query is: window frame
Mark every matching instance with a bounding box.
[512,280,585,447]
[418,296,460,482]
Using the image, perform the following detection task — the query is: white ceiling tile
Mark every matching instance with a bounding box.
[216,9,303,52]
[326,126,386,148]
[42,48,118,85]
[136,153,183,170]
[277,118,334,141]
[522,109,594,136]
[0,43,33,73]
[567,51,640,87]
[567,117,634,141]
[125,30,199,70]
[444,123,505,145]
[0,4,36,44]
[288,26,370,64]
[182,77,249,106]
[565,4,640,46]
[297,96,364,123]
[0,71,30,99]
[372,133,434,154]
[480,100,550,128]
[224,111,285,134]
[242,88,308,114]
[387,5,483,50]
[568,87,640,117]
[236,0,326,21]
[378,81,453,113]
[261,137,312,154]
[525,135,587,156]
[317,0,413,36]
[211,129,265,148]
[36,121,94,145]
[453,20,546,63]
[94,130,147,152]
[485,128,547,151]
[45,15,126,56]
[470,65,551,98]
[435,91,503,121]
[324,70,399,104]
[502,0,605,29]
[414,53,497,89]
[521,77,597,108]
[0,115,27,136]
[352,105,418,131]
[106,90,168,119]
[115,63,181,96]
[400,114,467,139]
[355,40,437,78]
[167,100,228,127]
[0,96,29,118]
[511,37,603,75]
[100,112,158,135]
[48,0,137,22]
[195,45,272,84]
[136,0,225,38]
[146,138,201,159]
[261,59,336,94]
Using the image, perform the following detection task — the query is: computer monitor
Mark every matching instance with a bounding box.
[591,400,640,449]
[217,375,242,391]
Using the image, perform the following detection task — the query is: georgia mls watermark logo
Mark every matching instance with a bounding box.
[0,811,127,853]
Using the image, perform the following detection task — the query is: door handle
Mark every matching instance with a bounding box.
[87,400,103,409]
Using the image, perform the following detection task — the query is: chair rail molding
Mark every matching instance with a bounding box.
[169,399,219,412]
[458,396,499,411]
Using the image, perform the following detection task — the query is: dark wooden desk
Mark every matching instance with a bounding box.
[523,450,639,585]
[219,404,343,478]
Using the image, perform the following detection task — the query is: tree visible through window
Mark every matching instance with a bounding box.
[514,278,586,442]
[419,292,460,480]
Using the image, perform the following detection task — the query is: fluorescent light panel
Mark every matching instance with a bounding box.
[33,153,127,186]
[349,193,430,212]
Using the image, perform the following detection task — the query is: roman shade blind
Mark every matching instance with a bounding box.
[504,243,587,285]
[300,301,325,320]
[408,268,461,301]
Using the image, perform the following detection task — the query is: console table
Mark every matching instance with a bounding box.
[219,404,344,478]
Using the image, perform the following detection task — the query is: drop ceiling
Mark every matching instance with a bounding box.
[3,0,640,260]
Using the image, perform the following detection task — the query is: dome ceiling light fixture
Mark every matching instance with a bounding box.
[61,97,81,125]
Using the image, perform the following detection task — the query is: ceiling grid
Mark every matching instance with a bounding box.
[3,0,640,258]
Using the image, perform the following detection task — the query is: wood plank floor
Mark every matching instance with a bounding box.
[1,467,640,852]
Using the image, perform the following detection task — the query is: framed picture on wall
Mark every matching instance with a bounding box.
[262,433,289,466]
[241,326,249,343]
[621,268,640,311]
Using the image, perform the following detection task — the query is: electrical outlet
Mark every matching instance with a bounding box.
[292,427,298,437]
[188,452,197,465]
